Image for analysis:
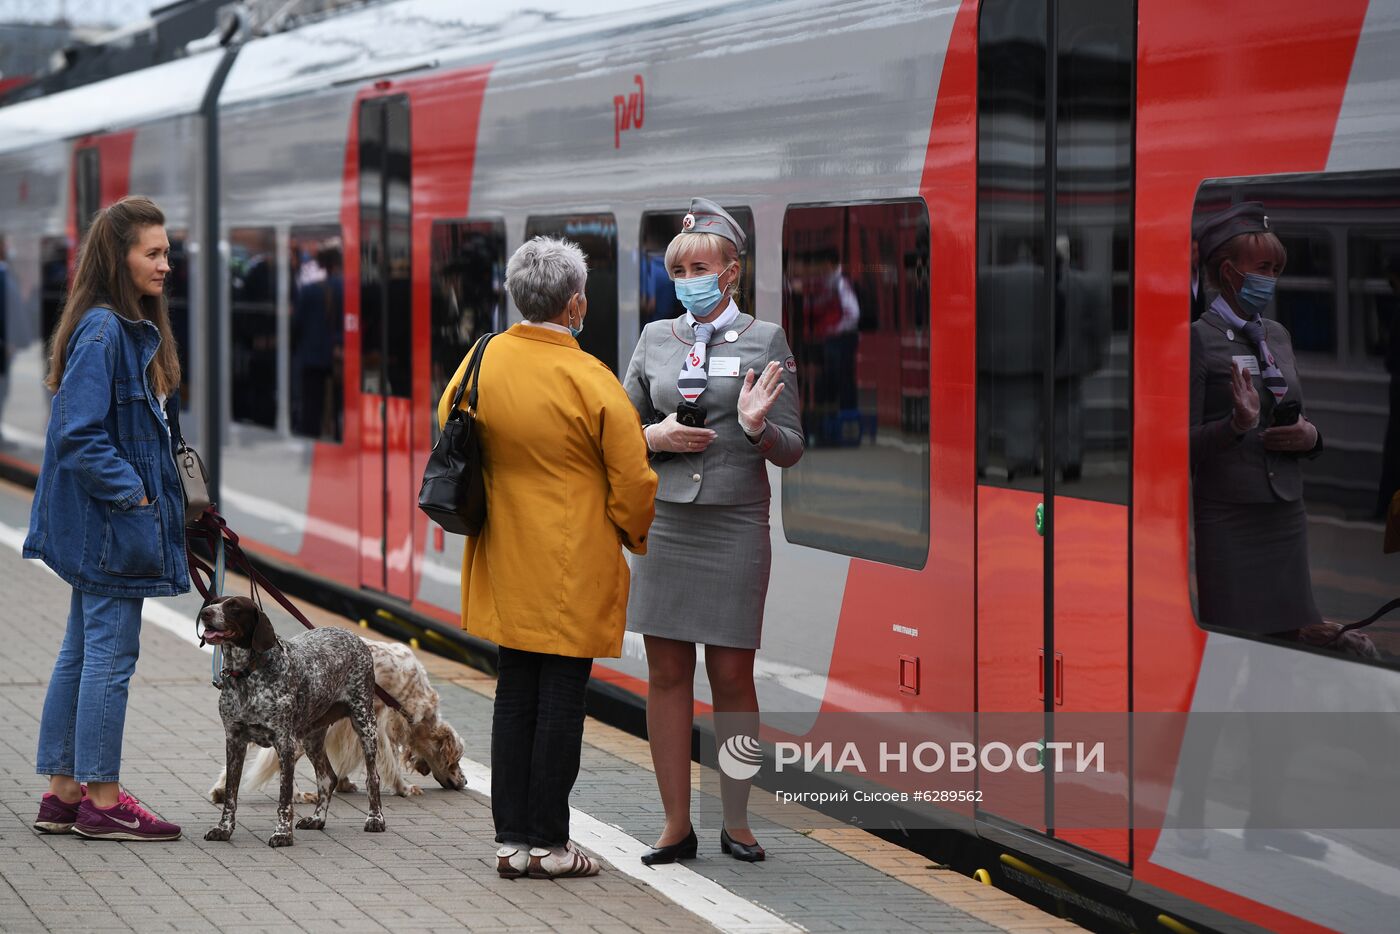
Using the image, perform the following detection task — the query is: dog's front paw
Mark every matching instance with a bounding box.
[209,787,225,805]
[297,791,319,805]
[405,783,422,797]
[295,816,326,830]
[336,777,357,793]
[204,826,233,841]
[267,830,294,847]
[364,814,386,833]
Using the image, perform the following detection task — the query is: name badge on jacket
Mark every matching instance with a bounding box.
[709,356,741,377]
[1231,354,1260,376]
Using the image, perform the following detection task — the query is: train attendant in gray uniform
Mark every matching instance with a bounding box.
[623,199,803,864]
[1191,201,1325,639]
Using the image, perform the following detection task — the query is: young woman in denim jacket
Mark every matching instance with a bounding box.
[24,196,188,841]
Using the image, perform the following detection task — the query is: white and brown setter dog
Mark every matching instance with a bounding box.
[209,629,466,808]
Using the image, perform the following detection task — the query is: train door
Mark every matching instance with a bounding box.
[357,95,415,598]
[974,0,1134,865]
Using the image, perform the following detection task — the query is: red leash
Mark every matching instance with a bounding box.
[186,508,403,711]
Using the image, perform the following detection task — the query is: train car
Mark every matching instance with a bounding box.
[2,1,1399,930]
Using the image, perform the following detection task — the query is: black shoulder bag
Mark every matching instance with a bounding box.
[418,333,494,536]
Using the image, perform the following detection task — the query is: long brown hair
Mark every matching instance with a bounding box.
[45,195,182,396]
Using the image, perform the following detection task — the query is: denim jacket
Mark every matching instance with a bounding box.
[23,307,191,598]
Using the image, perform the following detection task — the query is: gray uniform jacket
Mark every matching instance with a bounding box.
[1190,309,1322,504]
[623,311,803,505]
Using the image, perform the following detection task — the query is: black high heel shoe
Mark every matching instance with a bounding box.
[720,828,765,862]
[640,825,697,865]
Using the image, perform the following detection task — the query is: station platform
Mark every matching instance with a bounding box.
[0,478,1082,934]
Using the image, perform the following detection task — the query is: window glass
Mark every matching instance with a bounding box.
[289,226,344,441]
[229,227,277,429]
[75,147,99,238]
[0,235,9,378]
[781,201,931,568]
[166,230,191,408]
[40,236,68,354]
[430,219,506,438]
[638,208,755,328]
[358,95,413,399]
[1190,175,1400,664]
[524,214,618,372]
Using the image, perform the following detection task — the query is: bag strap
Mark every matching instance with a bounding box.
[449,332,495,415]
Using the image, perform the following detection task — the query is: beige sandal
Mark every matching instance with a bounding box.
[496,845,529,878]
[526,841,600,879]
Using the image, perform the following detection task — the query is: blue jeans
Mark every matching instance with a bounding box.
[36,589,144,783]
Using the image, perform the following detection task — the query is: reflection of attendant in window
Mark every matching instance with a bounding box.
[791,249,860,437]
[1189,203,1324,641]
[1377,256,1400,520]
[291,245,343,440]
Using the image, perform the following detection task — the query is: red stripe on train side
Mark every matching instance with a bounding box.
[818,0,978,723]
[1133,0,1367,926]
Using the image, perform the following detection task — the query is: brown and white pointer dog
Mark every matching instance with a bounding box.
[199,595,386,846]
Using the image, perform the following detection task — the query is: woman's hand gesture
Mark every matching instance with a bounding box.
[737,361,784,435]
[1230,361,1261,433]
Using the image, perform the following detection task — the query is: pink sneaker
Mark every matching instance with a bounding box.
[73,791,181,841]
[33,790,85,834]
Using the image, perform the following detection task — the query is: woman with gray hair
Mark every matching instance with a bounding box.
[437,235,657,879]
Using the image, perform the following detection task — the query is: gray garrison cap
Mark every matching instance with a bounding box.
[680,197,746,253]
[1198,201,1271,263]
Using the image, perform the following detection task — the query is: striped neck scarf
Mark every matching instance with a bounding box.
[1211,296,1288,402]
[677,301,740,403]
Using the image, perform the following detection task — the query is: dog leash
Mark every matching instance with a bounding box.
[1321,596,1400,645]
[209,531,226,688]
[187,508,403,711]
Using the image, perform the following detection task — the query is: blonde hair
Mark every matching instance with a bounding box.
[1205,231,1288,293]
[46,195,181,396]
[664,232,742,302]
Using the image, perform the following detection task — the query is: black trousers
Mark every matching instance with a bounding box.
[491,645,593,847]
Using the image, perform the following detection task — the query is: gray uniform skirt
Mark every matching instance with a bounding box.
[626,498,772,649]
[1193,496,1323,635]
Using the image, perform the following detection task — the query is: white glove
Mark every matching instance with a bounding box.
[645,413,716,454]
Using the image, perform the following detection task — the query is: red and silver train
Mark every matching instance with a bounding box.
[2,1,1399,930]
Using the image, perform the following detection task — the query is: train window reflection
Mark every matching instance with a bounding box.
[524,214,618,372]
[430,219,505,441]
[166,230,191,409]
[639,208,755,329]
[39,236,67,355]
[289,226,343,442]
[0,235,9,379]
[229,227,277,430]
[780,200,930,569]
[1189,175,1400,664]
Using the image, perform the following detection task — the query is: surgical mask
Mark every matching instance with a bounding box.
[674,272,725,317]
[1231,265,1277,314]
[569,320,584,338]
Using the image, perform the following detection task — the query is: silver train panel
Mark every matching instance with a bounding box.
[1327,0,1400,173]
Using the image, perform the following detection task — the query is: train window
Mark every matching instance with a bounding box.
[39,237,68,354]
[289,226,344,442]
[229,226,278,429]
[0,235,8,378]
[75,147,99,237]
[780,201,931,568]
[359,95,413,398]
[524,214,618,372]
[1189,174,1400,664]
[166,230,191,409]
[638,208,756,329]
[430,219,505,439]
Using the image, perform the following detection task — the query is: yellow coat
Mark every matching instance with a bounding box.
[436,323,658,658]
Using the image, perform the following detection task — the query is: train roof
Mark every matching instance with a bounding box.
[218,0,700,106]
[0,51,225,156]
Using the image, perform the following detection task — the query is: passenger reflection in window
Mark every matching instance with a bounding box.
[290,239,344,441]
[1190,202,1326,642]
[1377,256,1400,521]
